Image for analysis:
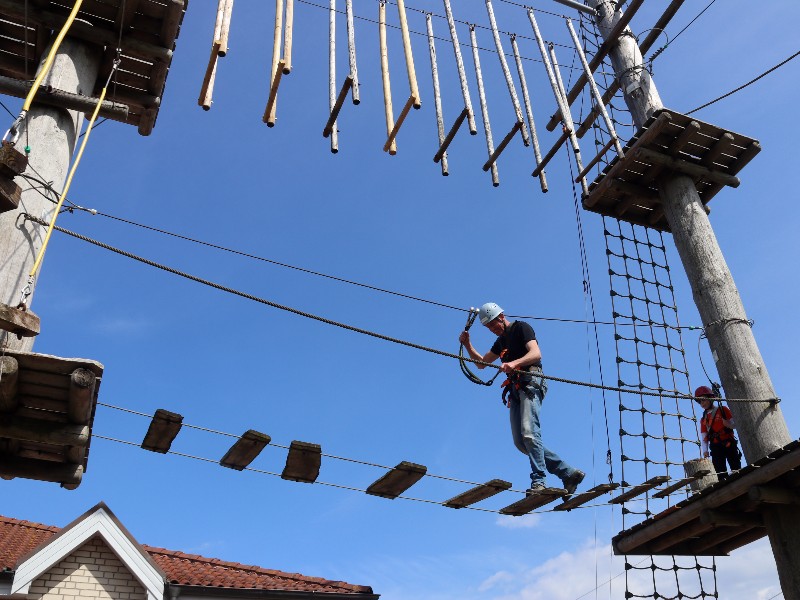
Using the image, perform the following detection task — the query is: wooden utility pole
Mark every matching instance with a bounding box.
[0,37,101,353]
[585,0,798,596]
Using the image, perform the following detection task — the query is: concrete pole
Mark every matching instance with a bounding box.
[0,37,101,353]
[585,1,798,595]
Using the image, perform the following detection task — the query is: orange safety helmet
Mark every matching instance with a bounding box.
[694,385,716,399]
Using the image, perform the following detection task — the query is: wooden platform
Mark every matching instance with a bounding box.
[0,349,103,489]
[582,109,761,231]
[612,439,800,556]
[0,0,188,135]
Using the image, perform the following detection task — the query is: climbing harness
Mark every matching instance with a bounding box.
[458,308,501,387]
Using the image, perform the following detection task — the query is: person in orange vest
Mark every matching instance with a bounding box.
[695,385,742,481]
[459,302,584,496]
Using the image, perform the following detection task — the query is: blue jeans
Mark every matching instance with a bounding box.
[508,373,576,486]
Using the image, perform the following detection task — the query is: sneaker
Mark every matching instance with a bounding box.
[526,482,546,497]
[562,470,585,496]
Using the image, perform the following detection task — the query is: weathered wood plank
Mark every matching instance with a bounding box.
[141,409,183,453]
[220,430,271,471]
[444,479,511,509]
[500,487,567,516]
[609,475,670,504]
[0,414,89,446]
[0,304,40,338]
[367,461,426,499]
[554,483,619,511]
[281,440,321,483]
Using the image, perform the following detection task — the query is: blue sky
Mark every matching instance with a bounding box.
[3,1,798,598]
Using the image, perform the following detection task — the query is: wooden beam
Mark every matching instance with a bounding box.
[433,107,468,164]
[141,409,183,454]
[0,304,40,338]
[0,355,18,412]
[575,138,615,182]
[0,414,89,446]
[198,40,221,110]
[500,487,567,516]
[383,95,414,153]
[444,479,511,509]
[554,483,619,511]
[634,147,740,188]
[701,132,735,168]
[690,523,762,554]
[700,509,764,528]
[748,485,800,505]
[0,455,83,487]
[323,75,353,138]
[482,121,522,172]
[652,471,710,498]
[648,519,710,554]
[609,475,669,504]
[281,440,321,483]
[67,368,96,424]
[220,430,271,471]
[367,461,426,499]
[0,76,130,121]
[668,120,700,156]
[263,60,286,126]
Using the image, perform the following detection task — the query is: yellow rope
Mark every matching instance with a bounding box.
[22,0,85,113]
[28,82,107,280]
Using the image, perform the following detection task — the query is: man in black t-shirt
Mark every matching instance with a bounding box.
[459,302,584,496]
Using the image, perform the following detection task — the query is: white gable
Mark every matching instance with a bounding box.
[11,505,165,600]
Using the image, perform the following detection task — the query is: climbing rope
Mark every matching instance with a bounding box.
[22,214,779,407]
[3,0,86,147]
[458,309,501,387]
[17,57,120,308]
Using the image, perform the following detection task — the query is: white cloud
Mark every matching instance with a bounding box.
[475,537,781,600]
[495,514,542,529]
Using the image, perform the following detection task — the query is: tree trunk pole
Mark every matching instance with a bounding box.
[0,37,101,353]
[585,1,798,596]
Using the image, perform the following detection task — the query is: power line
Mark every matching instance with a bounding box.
[647,0,718,63]
[17,173,699,330]
[25,214,774,405]
[688,48,800,115]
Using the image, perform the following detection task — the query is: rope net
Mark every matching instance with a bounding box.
[574,12,719,600]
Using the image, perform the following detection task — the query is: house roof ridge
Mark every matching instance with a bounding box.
[142,546,368,592]
[0,516,59,534]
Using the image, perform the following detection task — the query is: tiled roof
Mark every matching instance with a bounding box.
[0,515,373,595]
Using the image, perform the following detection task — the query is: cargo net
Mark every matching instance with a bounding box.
[603,219,717,598]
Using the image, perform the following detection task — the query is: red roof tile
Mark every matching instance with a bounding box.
[0,515,373,595]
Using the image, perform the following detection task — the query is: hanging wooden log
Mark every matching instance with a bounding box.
[220,430,271,471]
[281,440,321,483]
[378,1,396,155]
[283,0,294,73]
[548,43,588,194]
[0,355,19,412]
[510,34,547,192]
[444,479,511,509]
[433,108,468,164]
[345,0,360,104]
[219,0,234,56]
[263,60,286,126]
[198,40,221,110]
[527,10,587,194]
[469,25,499,186]
[141,409,183,454]
[483,121,522,172]
[484,0,528,146]
[565,18,623,159]
[395,0,420,109]
[367,461,426,499]
[328,0,338,153]
[67,368,96,425]
[426,13,448,176]
[323,75,352,139]
[442,0,476,135]
[264,0,284,125]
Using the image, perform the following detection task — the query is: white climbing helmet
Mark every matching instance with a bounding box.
[478,302,504,326]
